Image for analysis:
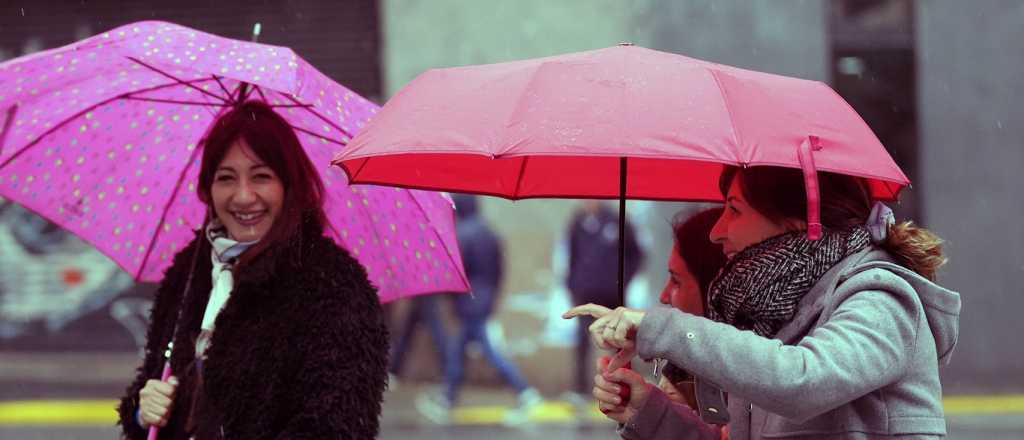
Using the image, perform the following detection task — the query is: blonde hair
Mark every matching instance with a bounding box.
[884,221,948,281]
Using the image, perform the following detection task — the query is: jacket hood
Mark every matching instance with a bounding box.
[845,254,962,365]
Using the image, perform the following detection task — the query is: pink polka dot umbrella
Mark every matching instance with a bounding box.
[0,21,469,303]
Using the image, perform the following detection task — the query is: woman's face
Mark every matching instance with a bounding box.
[659,243,704,315]
[709,176,790,259]
[210,140,284,242]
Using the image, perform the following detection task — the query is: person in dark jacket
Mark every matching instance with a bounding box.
[566,200,644,399]
[117,101,388,439]
[415,194,542,426]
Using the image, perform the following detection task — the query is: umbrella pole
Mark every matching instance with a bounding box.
[618,157,627,308]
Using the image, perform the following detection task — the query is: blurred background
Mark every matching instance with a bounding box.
[0,0,1021,438]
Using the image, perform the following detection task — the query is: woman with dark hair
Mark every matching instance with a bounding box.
[655,208,727,411]
[566,166,961,439]
[117,101,388,439]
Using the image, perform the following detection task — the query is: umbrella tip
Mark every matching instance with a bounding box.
[617,41,634,47]
[251,23,262,42]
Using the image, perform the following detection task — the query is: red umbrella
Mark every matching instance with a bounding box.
[332,43,910,305]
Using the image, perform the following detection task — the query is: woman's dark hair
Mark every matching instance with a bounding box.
[719,166,947,280]
[671,207,727,309]
[196,100,326,270]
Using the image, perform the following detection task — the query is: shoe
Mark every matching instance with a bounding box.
[387,373,399,392]
[503,388,544,426]
[415,391,451,425]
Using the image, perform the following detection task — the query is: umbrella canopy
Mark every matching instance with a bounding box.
[331,43,911,301]
[0,21,468,302]
[333,43,908,201]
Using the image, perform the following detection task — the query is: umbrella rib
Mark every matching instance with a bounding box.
[281,93,354,139]
[511,156,530,199]
[706,68,745,163]
[290,125,348,148]
[135,141,206,280]
[128,56,230,104]
[123,96,230,107]
[350,158,370,181]
[212,75,233,101]
[403,192,471,290]
[0,104,18,156]
[0,78,216,171]
[253,85,270,103]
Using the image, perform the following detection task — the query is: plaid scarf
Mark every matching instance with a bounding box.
[706,226,872,338]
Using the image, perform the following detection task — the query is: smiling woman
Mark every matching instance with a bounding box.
[116,101,388,439]
[196,102,326,270]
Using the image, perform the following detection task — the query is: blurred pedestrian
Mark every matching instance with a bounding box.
[416,194,543,426]
[567,166,961,439]
[117,101,388,439]
[565,200,644,404]
[387,294,450,390]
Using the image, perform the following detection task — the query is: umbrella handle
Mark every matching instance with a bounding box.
[146,362,173,440]
[798,136,823,240]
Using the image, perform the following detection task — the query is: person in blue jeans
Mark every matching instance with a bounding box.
[416,194,542,426]
[388,294,449,388]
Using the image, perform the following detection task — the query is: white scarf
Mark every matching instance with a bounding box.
[195,219,257,357]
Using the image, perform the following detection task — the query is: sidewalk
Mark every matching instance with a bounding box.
[3,351,1024,437]
[0,351,615,428]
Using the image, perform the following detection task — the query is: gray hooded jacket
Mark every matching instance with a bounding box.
[619,248,961,439]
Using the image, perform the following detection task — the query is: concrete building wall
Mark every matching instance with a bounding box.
[917,0,1024,391]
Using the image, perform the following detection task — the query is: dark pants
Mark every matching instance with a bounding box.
[389,295,449,376]
[444,314,529,405]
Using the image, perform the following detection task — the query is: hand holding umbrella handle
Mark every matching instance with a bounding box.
[146,361,172,440]
[599,356,633,414]
[146,340,173,440]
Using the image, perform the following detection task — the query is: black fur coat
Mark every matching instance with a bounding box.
[117,220,388,439]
